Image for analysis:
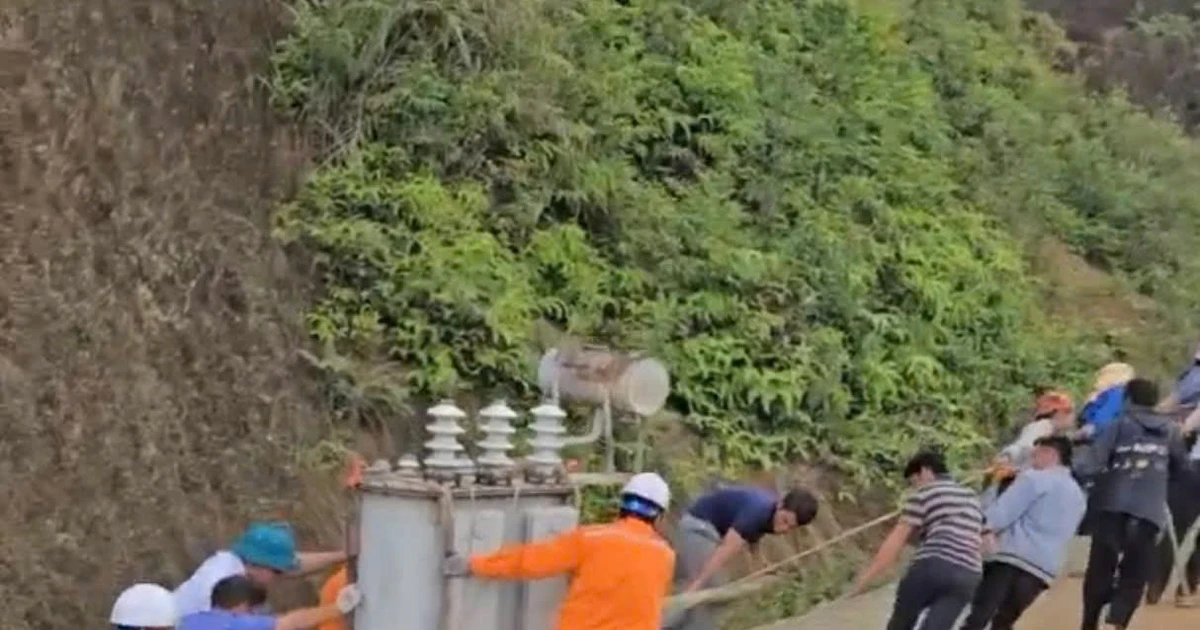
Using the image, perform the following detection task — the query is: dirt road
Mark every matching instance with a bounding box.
[1022,578,1197,628]
[757,578,1199,630]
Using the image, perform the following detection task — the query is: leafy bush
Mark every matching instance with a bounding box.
[269,0,1200,485]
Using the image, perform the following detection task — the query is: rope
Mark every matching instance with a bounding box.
[439,468,581,629]
[1165,505,1200,600]
[666,508,902,611]
[433,480,458,630]
[666,467,991,613]
[441,483,480,630]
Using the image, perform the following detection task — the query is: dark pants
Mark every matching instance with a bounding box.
[1147,469,1200,603]
[1081,512,1159,630]
[885,557,980,630]
[960,562,1047,630]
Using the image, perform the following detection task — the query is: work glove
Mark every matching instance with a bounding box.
[660,601,687,629]
[443,553,472,578]
[336,584,363,614]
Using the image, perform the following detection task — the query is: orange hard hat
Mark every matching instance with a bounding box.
[1034,391,1073,417]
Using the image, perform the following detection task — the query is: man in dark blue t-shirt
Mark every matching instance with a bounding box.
[665,485,818,630]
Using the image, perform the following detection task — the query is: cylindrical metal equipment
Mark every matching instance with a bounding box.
[354,474,578,630]
[537,348,670,416]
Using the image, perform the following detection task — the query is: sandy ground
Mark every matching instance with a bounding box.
[759,577,1200,630]
[1022,578,1196,629]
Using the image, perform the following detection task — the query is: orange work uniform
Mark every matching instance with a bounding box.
[316,566,349,630]
[470,517,675,630]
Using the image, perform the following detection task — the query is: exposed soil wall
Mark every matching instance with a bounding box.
[0,1,338,626]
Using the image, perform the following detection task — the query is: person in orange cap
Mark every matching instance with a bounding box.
[444,472,675,630]
[988,390,1075,495]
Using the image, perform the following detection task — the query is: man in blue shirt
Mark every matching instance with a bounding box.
[665,484,818,630]
[177,575,362,630]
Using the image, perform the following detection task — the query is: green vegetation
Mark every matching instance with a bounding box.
[268,0,1200,487]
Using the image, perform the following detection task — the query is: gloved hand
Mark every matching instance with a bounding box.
[336,584,363,614]
[988,454,1016,484]
[444,553,472,578]
[660,600,687,629]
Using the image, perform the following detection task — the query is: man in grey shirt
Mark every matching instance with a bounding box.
[963,435,1086,630]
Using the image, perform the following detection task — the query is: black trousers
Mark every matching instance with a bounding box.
[959,561,1047,630]
[1081,512,1159,630]
[885,557,980,630]
[1147,468,1200,603]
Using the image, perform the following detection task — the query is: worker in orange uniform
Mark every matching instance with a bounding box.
[444,472,675,630]
[314,567,349,630]
[312,452,366,630]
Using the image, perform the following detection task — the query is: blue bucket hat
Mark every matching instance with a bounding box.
[231,522,300,572]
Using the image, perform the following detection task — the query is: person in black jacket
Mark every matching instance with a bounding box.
[1074,377,1191,630]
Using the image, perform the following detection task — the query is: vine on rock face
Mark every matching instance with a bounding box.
[269,0,1200,487]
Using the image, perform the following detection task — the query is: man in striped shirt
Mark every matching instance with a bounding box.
[853,450,984,630]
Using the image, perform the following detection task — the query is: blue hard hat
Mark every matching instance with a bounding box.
[231,521,300,572]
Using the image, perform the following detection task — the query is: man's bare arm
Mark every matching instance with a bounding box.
[683,530,747,593]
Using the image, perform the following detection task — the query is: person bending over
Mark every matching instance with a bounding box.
[666,483,818,630]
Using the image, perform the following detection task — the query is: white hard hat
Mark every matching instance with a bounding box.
[110,583,178,628]
[622,472,671,510]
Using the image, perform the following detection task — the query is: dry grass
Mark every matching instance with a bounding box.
[1031,236,1186,379]
[0,0,352,626]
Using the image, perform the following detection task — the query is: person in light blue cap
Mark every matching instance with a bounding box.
[173,521,348,618]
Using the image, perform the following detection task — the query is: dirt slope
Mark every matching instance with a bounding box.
[0,1,341,627]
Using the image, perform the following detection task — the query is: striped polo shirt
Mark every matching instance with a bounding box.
[901,477,983,573]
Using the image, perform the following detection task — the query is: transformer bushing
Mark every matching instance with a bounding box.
[455,453,478,485]
[526,402,567,483]
[424,400,467,482]
[366,459,392,475]
[396,453,421,477]
[476,400,518,484]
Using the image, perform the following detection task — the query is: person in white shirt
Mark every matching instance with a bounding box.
[173,521,347,617]
[987,391,1075,496]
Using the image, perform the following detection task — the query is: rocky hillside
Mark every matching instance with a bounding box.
[0,1,342,627]
[1031,0,1200,131]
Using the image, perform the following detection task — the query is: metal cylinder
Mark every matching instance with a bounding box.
[536,348,670,416]
[355,478,577,630]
